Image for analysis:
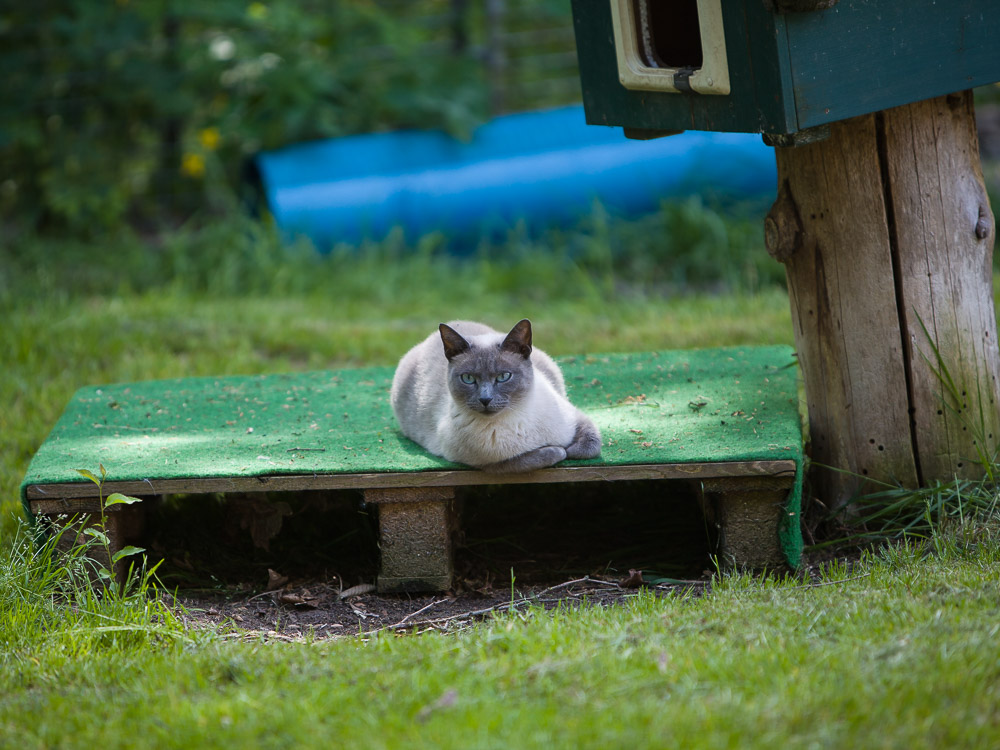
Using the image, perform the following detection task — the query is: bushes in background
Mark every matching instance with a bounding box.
[0,1,487,231]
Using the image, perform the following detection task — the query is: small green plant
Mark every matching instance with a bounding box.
[838,475,999,548]
[74,464,149,590]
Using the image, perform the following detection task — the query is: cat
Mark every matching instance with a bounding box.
[390,319,602,473]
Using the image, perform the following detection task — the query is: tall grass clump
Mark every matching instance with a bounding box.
[835,321,1000,554]
[0,511,190,683]
[840,474,1000,554]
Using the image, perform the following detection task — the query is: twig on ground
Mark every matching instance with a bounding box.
[652,579,708,589]
[392,598,449,628]
[787,572,872,590]
[387,576,623,632]
[339,583,377,600]
[534,575,619,597]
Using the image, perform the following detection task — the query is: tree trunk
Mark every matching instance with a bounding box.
[766,91,999,509]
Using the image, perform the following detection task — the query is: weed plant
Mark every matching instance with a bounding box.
[838,474,1000,552]
[0,512,187,676]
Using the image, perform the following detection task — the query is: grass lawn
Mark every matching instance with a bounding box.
[2,221,999,748]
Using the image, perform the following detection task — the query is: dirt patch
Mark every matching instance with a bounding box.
[170,545,863,640]
[172,575,692,639]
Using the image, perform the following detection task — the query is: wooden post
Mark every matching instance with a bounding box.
[766,91,999,508]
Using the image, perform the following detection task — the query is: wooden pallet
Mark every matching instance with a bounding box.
[26,458,797,591]
[21,347,804,590]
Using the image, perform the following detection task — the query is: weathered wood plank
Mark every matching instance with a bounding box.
[769,113,919,505]
[882,91,1000,482]
[768,92,999,507]
[31,498,132,515]
[25,459,798,501]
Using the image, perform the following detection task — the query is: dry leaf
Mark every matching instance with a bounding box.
[266,568,289,591]
[621,569,645,588]
[229,498,293,551]
[279,592,317,609]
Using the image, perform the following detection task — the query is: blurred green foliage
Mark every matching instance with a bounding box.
[1,196,784,303]
[0,1,488,231]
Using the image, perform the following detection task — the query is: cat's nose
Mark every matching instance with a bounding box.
[479,396,493,408]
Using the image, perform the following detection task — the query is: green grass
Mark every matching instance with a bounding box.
[3,545,1000,748]
[3,215,1000,748]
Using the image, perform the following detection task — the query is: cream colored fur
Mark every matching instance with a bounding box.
[390,320,598,471]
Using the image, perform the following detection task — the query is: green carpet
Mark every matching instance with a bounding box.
[21,346,803,564]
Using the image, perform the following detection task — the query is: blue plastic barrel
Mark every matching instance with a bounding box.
[252,105,776,251]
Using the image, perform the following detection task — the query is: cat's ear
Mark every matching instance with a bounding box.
[439,324,471,360]
[501,319,532,359]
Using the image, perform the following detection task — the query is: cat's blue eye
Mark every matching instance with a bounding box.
[459,373,477,385]
[496,372,512,383]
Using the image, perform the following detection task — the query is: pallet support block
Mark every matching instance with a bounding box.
[365,487,456,593]
[698,477,793,570]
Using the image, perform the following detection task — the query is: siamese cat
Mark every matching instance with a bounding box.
[390,319,601,473]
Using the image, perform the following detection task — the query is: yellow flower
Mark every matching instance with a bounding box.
[199,127,221,151]
[181,153,205,178]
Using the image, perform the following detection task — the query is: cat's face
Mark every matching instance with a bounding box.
[446,347,534,416]
[440,320,534,417]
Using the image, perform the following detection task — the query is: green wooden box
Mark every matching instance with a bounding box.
[571,0,1000,138]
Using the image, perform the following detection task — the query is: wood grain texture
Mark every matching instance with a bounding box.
[882,91,1000,481]
[770,92,999,507]
[25,459,798,502]
[31,497,131,514]
[772,113,919,505]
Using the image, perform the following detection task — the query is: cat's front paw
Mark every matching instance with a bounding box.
[479,445,567,474]
[565,417,602,460]
[533,445,568,467]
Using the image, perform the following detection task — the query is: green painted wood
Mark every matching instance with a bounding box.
[571,0,1000,135]
[571,0,795,135]
[785,1,1000,130]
